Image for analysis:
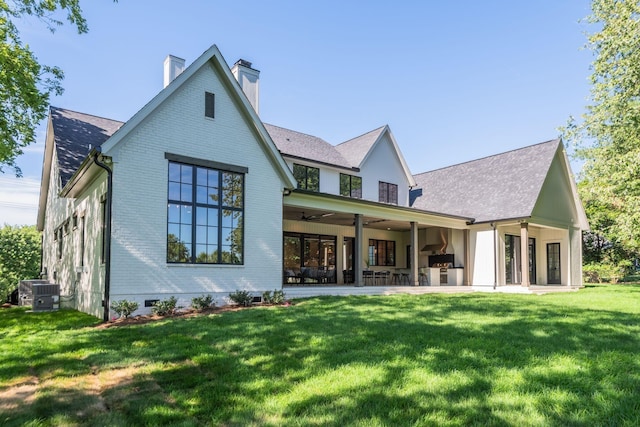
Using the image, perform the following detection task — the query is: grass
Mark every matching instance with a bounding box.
[0,284,639,426]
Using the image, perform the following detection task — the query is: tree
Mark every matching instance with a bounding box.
[0,1,91,176]
[0,224,41,301]
[562,0,640,262]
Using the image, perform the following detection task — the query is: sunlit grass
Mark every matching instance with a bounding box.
[1,284,639,426]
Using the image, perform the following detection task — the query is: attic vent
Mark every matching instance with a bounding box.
[205,92,215,118]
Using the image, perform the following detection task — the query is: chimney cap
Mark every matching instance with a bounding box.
[234,59,256,70]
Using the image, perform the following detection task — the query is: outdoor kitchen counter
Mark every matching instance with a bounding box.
[424,267,464,286]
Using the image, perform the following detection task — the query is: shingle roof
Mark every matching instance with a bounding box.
[264,123,354,169]
[50,107,123,187]
[410,139,561,223]
[335,126,385,167]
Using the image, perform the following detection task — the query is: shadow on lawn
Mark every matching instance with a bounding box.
[2,289,639,426]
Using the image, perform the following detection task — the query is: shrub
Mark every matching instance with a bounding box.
[262,289,286,305]
[191,294,214,310]
[152,296,179,316]
[228,290,253,307]
[583,261,632,284]
[110,299,139,318]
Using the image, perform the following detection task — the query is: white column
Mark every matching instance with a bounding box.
[520,223,530,287]
[410,222,419,286]
[354,214,363,286]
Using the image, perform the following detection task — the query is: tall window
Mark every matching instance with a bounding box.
[505,235,536,284]
[293,164,320,192]
[368,239,395,266]
[167,161,244,264]
[378,181,398,204]
[340,174,362,198]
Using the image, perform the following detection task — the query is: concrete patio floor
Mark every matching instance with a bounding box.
[284,284,583,300]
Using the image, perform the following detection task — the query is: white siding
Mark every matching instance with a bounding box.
[360,133,411,206]
[104,60,287,315]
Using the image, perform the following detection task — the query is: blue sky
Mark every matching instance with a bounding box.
[0,0,594,225]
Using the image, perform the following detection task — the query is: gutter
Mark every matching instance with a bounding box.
[92,147,113,322]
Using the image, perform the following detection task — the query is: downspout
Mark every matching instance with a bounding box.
[93,148,113,322]
[492,222,498,290]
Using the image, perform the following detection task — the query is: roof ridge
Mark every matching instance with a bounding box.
[413,138,560,177]
[50,106,125,124]
[336,124,387,147]
[263,123,330,143]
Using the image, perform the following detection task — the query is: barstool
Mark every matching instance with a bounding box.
[400,273,410,285]
[391,273,401,285]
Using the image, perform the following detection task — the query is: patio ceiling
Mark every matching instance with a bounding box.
[284,206,412,231]
[283,190,473,232]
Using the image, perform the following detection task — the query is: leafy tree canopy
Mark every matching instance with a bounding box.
[0,0,89,176]
[563,0,640,258]
[0,224,41,300]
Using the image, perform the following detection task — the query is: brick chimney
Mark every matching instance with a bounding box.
[231,59,260,115]
[163,55,185,88]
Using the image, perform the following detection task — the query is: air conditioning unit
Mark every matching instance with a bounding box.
[32,284,60,312]
[19,280,50,307]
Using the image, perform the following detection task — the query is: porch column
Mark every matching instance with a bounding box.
[354,214,363,286]
[410,221,419,286]
[520,222,530,287]
[463,229,471,285]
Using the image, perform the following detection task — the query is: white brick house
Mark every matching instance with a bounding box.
[37,44,588,320]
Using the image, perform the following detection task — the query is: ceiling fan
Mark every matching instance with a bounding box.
[300,212,335,221]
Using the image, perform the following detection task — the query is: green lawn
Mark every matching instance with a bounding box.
[1,284,639,426]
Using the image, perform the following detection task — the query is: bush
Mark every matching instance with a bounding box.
[110,299,139,318]
[0,225,41,302]
[583,261,632,284]
[263,289,286,305]
[228,290,253,307]
[152,296,179,316]
[191,294,214,310]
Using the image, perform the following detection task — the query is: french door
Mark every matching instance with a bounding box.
[547,243,561,284]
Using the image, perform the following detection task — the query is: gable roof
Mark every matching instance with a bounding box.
[335,126,385,166]
[50,107,124,187]
[264,123,355,170]
[411,139,564,223]
[336,124,416,187]
[99,44,296,188]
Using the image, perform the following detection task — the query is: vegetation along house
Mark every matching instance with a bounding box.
[37,44,589,320]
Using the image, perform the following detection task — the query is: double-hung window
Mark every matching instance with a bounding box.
[340,174,362,198]
[378,181,398,204]
[167,157,244,264]
[293,164,320,192]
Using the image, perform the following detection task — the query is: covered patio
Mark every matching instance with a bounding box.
[282,190,472,288]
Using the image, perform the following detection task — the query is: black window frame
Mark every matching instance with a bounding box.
[205,92,215,119]
[293,163,320,192]
[166,157,245,265]
[340,173,362,199]
[368,239,396,266]
[378,181,398,204]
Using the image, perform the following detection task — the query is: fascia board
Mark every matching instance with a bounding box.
[37,114,55,231]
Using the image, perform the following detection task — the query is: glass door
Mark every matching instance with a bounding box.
[547,243,561,284]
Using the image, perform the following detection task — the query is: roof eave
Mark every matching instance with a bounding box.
[281,154,360,173]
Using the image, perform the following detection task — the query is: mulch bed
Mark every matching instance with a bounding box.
[96,302,291,329]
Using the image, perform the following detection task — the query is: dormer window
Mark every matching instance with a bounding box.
[340,174,362,198]
[378,181,398,204]
[293,164,319,192]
